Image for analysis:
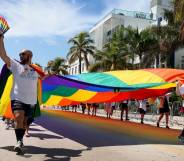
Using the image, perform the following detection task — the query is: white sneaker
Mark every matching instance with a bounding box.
[14,141,23,154]
[5,125,10,130]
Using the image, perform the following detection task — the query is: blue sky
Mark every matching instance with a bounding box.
[0,0,151,68]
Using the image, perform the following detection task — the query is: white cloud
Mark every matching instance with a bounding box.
[0,0,151,38]
[0,0,99,37]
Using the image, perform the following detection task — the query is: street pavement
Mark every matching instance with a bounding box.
[0,110,184,161]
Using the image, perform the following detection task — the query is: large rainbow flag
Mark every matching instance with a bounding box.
[0,64,43,118]
[1,67,184,112]
[42,69,183,106]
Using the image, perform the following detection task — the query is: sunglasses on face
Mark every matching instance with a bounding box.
[19,52,27,57]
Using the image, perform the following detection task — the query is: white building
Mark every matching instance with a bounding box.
[151,0,173,25]
[67,9,156,75]
[90,9,156,51]
[67,0,184,75]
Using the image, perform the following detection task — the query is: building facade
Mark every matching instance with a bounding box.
[67,0,184,75]
[67,8,156,75]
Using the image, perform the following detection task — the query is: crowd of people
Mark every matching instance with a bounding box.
[59,94,175,129]
[56,93,184,142]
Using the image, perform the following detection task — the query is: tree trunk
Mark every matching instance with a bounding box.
[84,54,90,71]
[139,54,142,69]
[132,58,134,70]
[110,63,115,71]
[156,54,160,68]
[78,52,82,74]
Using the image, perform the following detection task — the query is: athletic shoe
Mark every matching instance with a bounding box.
[166,126,170,129]
[5,125,10,130]
[14,141,23,154]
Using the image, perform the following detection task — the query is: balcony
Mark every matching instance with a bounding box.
[111,9,156,21]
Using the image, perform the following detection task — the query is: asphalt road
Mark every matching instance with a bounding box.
[0,110,184,161]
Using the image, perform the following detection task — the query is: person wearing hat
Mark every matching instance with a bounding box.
[0,33,44,154]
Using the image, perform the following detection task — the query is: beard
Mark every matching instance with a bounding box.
[20,57,30,64]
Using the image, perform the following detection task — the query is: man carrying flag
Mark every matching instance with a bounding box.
[0,32,44,154]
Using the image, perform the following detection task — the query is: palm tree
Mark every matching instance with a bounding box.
[45,57,68,75]
[89,46,129,72]
[89,26,130,72]
[157,5,184,67]
[45,60,54,74]
[90,26,159,71]
[138,28,159,68]
[173,0,184,41]
[141,5,184,69]
[67,32,95,74]
[174,0,184,24]
[122,26,159,69]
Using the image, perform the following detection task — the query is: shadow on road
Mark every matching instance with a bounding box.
[0,145,88,161]
[29,127,45,132]
[35,111,180,148]
[29,133,64,140]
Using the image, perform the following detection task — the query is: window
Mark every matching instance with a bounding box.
[107,30,111,36]
[182,64,184,69]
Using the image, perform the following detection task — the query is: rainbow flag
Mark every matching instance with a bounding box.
[0,16,9,34]
[42,69,181,106]
[1,66,184,109]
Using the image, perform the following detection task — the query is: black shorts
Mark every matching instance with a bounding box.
[159,107,170,114]
[139,108,146,114]
[120,103,128,110]
[11,100,35,117]
[121,103,128,108]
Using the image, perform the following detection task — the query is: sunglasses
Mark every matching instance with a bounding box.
[19,52,27,57]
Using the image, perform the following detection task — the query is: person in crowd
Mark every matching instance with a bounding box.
[105,102,112,119]
[72,105,77,112]
[92,103,98,116]
[119,100,129,121]
[176,80,184,140]
[138,99,147,124]
[87,103,91,115]
[4,117,11,130]
[81,103,86,114]
[110,102,116,117]
[156,95,170,129]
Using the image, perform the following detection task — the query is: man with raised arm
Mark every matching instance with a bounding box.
[0,33,40,154]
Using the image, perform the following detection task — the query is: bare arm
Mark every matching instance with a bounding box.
[0,35,10,67]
